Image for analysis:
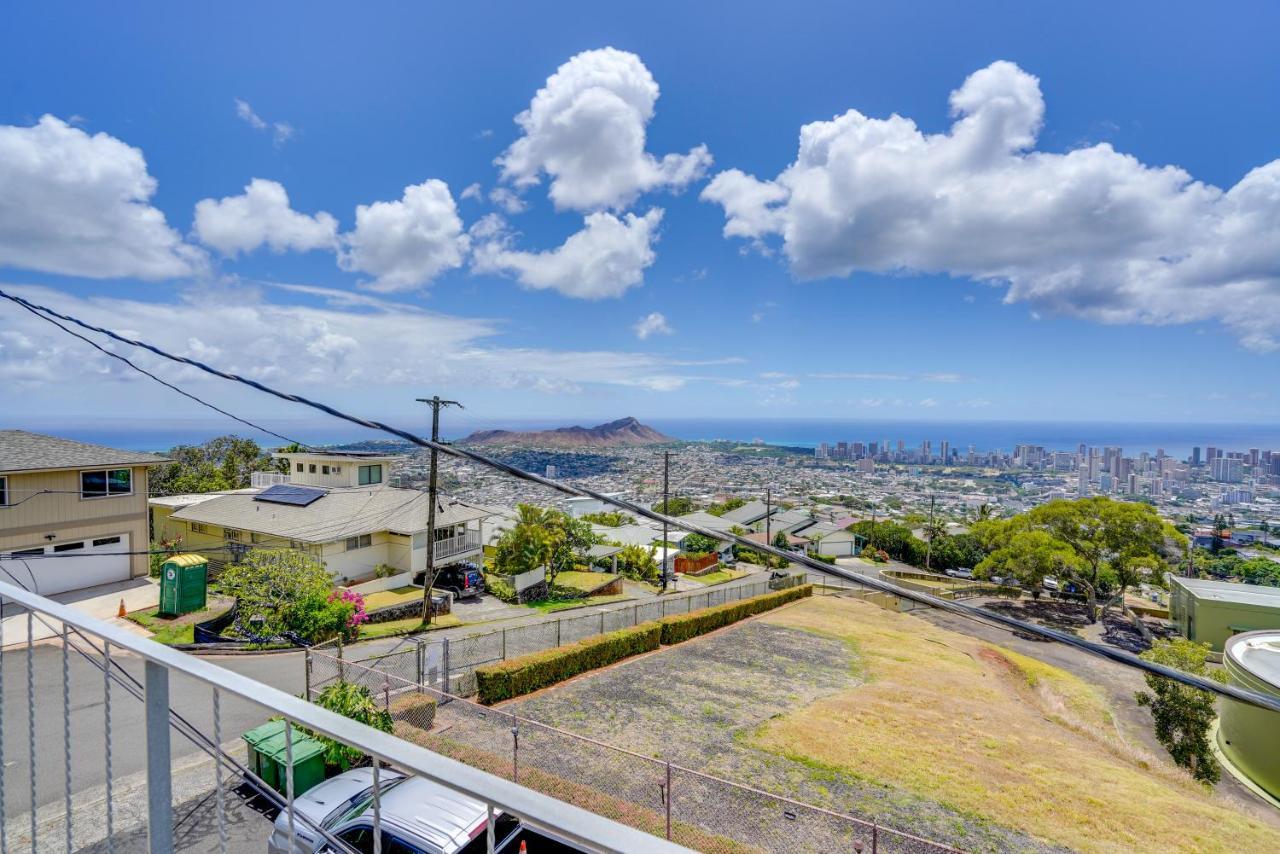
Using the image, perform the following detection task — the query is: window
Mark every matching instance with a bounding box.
[335,826,375,853]
[53,541,85,552]
[309,464,317,474]
[458,814,520,854]
[0,475,6,506]
[92,536,121,547]
[296,463,303,473]
[80,468,132,499]
[345,534,372,551]
[223,528,242,542]
[12,547,44,557]
[322,465,330,475]
[358,464,383,485]
[250,532,266,544]
[190,522,211,535]
[333,465,342,474]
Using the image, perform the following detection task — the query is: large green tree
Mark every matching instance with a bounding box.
[491,504,598,583]
[1135,638,1226,784]
[975,497,1184,621]
[216,548,341,639]
[150,435,285,496]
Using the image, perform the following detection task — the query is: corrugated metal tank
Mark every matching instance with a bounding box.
[1218,630,1280,798]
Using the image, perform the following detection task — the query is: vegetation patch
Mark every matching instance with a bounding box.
[361,586,423,611]
[128,599,232,645]
[356,613,461,641]
[658,584,812,645]
[477,623,662,703]
[680,569,742,586]
[749,596,1280,853]
[551,570,620,595]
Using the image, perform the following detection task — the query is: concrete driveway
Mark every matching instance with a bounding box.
[0,577,159,648]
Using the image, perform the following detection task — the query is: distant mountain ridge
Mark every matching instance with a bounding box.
[461,417,673,447]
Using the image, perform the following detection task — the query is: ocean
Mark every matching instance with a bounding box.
[17,417,1280,459]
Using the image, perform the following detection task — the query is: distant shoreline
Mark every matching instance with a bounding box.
[17,418,1280,459]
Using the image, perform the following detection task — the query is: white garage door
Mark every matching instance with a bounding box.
[0,533,132,596]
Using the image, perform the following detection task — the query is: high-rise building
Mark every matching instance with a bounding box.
[1250,448,1261,468]
[1206,446,1219,464]
[816,443,829,460]
[836,441,849,460]
[867,441,877,457]
[940,440,950,463]
[1114,457,1133,481]
[1211,457,1243,483]
[1192,447,1202,467]
[922,440,932,461]
[896,439,905,452]
[1077,465,1089,496]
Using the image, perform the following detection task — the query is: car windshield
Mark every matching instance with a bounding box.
[322,778,407,830]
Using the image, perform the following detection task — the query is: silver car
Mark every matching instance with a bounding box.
[267,768,572,853]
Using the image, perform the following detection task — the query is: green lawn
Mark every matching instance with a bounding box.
[528,593,634,613]
[357,612,462,640]
[681,569,743,586]
[551,571,619,595]
[362,586,423,610]
[127,603,231,645]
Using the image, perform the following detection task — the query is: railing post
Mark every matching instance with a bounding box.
[144,661,173,854]
[442,638,451,695]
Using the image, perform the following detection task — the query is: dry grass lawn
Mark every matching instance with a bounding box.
[752,595,1280,853]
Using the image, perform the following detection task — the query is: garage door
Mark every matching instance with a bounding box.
[0,533,132,596]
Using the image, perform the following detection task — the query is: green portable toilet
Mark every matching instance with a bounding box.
[242,720,327,796]
[158,553,208,616]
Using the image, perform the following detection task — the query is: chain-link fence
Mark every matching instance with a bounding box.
[305,655,959,854]
[315,578,780,699]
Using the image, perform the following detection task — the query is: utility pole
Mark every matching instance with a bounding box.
[765,488,772,546]
[658,451,675,592]
[416,395,463,623]
[925,494,937,571]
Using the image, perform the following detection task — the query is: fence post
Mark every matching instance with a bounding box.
[502,628,507,660]
[383,679,391,710]
[442,638,451,695]
[511,723,519,783]
[556,619,562,647]
[665,761,672,840]
[337,636,346,683]
[872,822,878,853]
[599,611,605,635]
[415,639,425,686]
[304,648,312,699]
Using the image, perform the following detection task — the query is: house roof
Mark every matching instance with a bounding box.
[594,523,690,548]
[169,486,489,543]
[677,510,737,534]
[768,508,813,528]
[743,530,809,547]
[721,499,769,525]
[1171,575,1280,608]
[0,430,172,474]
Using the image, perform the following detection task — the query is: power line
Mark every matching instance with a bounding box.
[4,286,1279,713]
[6,294,305,448]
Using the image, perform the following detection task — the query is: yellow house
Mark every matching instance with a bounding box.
[0,430,171,595]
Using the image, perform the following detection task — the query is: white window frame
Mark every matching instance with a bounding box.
[345,533,372,551]
[358,464,383,486]
[80,467,133,500]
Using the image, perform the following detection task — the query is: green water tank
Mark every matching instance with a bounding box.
[158,553,208,616]
[1217,630,1280,799]
[242,720,327,796]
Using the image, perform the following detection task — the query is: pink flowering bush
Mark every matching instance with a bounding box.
[328,589,369,629]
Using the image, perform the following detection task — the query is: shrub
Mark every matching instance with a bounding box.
[658,585,812,645]
[308,682,393,770]
[374,563,398,579]
[484,573,517,602]
[810,553,837,565]
[389,692,438,732]
[476,623,662,704]
[285,589,367,644]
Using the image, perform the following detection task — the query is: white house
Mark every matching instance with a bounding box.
[150,451,489,584]
[808,528,864,558]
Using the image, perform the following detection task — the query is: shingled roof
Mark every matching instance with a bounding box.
[0,430,172,473]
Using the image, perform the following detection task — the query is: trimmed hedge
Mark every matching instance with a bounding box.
[477,622,662,704]
[658,584,812,645]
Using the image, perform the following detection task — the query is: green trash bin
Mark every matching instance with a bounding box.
[242,720,327,796]
[158,553,208,616]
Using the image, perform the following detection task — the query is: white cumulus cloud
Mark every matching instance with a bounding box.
[0,115,204,280]
[497,48,711,211]
[702,60,1280,352]
[193,179,338,256]
[338,180,469,292]
[633,311,673,339]
[473,208,663,299]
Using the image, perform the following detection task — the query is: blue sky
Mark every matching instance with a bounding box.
[2,1,1279,435]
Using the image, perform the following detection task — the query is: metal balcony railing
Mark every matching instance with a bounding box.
[432,529,481,560]
[0,578,685,854]
[251,471,292,488]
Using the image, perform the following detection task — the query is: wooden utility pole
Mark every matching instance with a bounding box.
[416,395,462,622]
[765,488,773,546]
[658,451,675,591]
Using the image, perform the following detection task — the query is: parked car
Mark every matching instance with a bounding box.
[431,563,485,600]
[267,768,579,853]
[1042,576,1060,592]
[944,567,974,580]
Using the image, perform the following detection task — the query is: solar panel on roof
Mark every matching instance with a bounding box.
[254,484,326,506]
